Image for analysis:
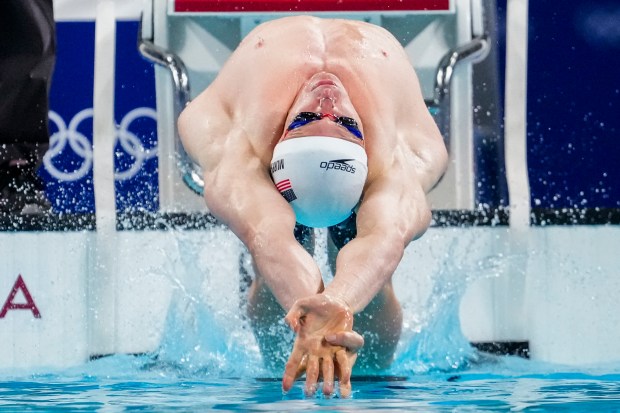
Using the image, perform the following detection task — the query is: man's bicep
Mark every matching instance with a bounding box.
[178,90,232,169]
[203,162,297,247]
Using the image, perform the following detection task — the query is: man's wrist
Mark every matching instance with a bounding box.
[321,288,353,313]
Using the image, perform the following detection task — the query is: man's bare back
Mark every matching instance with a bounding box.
[178,16,447,397]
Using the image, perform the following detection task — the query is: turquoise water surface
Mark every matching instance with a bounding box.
[2,354,620,412]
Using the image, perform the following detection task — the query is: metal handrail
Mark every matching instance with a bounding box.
[428,34,490,152]
[138,18,205,195]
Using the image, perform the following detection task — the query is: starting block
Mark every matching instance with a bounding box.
[139,0,490,211]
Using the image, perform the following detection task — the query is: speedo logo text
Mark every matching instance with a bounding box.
[320,159,356,174]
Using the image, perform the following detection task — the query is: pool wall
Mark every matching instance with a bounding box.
[2,224,619,369]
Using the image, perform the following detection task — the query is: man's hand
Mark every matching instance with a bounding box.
[282,294,364,397]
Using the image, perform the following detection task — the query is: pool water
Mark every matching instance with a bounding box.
[2,354,620,412]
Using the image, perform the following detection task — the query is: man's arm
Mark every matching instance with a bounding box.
[186,128,361,396]
[283,131,447,395]
[323,174,430,313]
[323,119,448,312]
[178,100,322,310]
[282,169,432,397]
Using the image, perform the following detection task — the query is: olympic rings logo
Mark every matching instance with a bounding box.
[44,107,158,182]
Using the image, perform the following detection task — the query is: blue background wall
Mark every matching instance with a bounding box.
[45,21,158,213]
[527,1,619,209]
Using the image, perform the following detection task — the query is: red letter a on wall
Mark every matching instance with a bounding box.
[0,275,41,318]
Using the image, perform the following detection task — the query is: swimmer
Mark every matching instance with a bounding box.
[178,16,448,397]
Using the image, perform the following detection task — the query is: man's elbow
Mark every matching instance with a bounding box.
[428,133,449,181]
[177,104,195,157]
[436,139,449,177]
[420,138,449,192]
[411,203,432,241]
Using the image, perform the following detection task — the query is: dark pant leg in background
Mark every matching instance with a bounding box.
[0,0,56,213]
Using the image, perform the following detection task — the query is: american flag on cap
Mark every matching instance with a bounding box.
[276,179,297,203]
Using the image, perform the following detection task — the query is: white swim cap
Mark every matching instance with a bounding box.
[270,136,368,228]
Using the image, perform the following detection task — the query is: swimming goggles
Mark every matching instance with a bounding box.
[286,112,364,140]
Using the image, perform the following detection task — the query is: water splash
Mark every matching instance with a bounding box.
[392,230,526,376]
[393,237,475,375]
[146,228,265,378]
[144,226,528,379]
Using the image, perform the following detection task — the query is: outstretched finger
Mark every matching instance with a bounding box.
[325,331,365,352]
[322,357,335,396]
[335,349,352,398]
[304,355,320,396]
[283,351,305,392]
